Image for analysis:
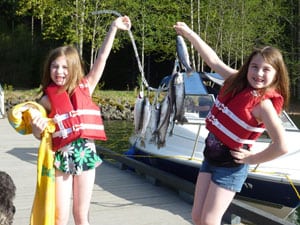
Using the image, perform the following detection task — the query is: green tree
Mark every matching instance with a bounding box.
[3,0,299,93]
[191,0,287,71]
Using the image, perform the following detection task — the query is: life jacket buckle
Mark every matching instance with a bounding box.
[69,110,79,117]
[61,129,68,139]
[72,124,81,132]
[215,100,228,113]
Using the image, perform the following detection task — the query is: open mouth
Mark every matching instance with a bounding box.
[253,77,264,83]
[55,75,66,84]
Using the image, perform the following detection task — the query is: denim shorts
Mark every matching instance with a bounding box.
[200,159,249,192]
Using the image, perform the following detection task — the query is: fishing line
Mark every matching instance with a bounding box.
[92,10,153,92]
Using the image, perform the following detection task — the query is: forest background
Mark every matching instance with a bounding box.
[0,0,300,99]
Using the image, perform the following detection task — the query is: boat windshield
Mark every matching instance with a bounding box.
[184,94,215,120]
[280,111,299,130]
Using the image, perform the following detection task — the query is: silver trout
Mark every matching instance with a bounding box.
[168,72,187,135]
[149,102,161,144]
[176,35,193,75]
[133,92,144,134]
[173,72,186,123]
[156,95,171,148]
[140,97,151,147]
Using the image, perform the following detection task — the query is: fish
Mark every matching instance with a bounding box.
[133,91,144,134]
[133,91,152,147]
[167,73,177,135]
[149,102,161,144]
[156,95,171,148]
[139,97,151,147]
[168,72,187,136]
[176,35,194,75]
[173,73,186,123]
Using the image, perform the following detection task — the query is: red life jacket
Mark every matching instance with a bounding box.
[45,79,107,151]
[206,86,283,150]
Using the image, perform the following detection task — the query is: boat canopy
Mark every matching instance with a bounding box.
[184,72,208,95]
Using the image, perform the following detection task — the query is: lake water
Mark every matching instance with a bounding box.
[99,115,300,224]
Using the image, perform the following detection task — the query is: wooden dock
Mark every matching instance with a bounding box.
[97,147,297,225]
[0,118,193,225]
[0,117,296,225]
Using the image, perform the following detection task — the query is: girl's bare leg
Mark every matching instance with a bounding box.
[192,172,211,225]
[73,169,96,225]
[55,170,73,225]
[200,181,236,225]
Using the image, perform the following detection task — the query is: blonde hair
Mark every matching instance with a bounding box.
[41,46,85,94]
[224,46,290,109]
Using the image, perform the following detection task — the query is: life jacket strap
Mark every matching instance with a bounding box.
[52,123,105,139]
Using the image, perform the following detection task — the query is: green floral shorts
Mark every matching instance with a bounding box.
[54,138,102,175]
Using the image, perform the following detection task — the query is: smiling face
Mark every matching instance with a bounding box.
[247,53,277,89]
[223,46,290,109]
[50,56,69,86]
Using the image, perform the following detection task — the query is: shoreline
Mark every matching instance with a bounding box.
[3,93,300,120]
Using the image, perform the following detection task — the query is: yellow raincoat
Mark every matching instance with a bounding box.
[8,101,56,225]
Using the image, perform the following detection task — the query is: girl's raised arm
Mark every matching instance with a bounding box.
[86,16,131,94]
[174,22,237,79]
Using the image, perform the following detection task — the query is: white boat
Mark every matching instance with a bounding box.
[128,71,300,218]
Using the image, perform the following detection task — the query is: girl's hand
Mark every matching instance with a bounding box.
[113,16,131,31]
[31,115,48,140]
[230,148,254,164]
[173,22,193,37]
